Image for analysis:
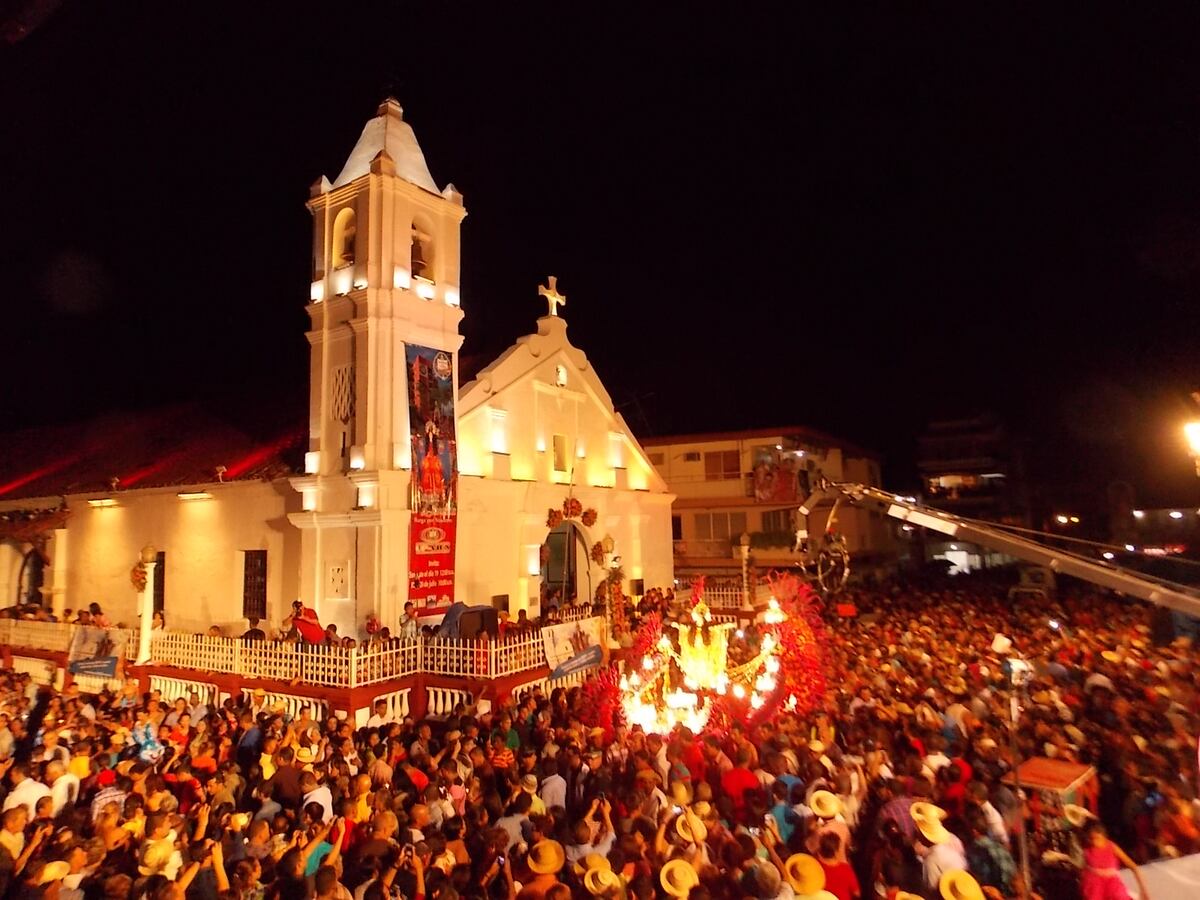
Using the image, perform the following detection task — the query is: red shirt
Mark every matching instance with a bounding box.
[819,860,860,900]
[683,743,706,783]
[720,766,760,818]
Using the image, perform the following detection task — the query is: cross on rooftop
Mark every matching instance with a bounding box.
[538,276,566,317]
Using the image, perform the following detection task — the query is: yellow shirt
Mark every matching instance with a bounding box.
[260,753,277,780]
[69,756,91,780]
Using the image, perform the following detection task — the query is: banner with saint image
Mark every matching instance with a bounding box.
[406,344,457,611]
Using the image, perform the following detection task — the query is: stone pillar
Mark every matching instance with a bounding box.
[49,528,69,618]
[136,547,157,665]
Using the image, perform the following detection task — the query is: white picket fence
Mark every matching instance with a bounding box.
[3,615,608,690]
[703,587,746,609]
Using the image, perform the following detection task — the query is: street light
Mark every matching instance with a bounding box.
[1185,422,1200,476]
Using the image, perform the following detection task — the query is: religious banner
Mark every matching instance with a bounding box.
[543,616,605,680]
[406,344,457,611]
[750,446,806,503]
[68,626,126,679]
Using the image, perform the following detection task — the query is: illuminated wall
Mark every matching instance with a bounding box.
[64,480,301,634]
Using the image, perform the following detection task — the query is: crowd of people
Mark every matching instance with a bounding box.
[0,571,1195,900]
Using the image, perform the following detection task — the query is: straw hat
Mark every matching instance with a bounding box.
[808,740,826,755]
[573,852,610,877]
[783,853,824,894]
[527,839,565,875]
[946,677,968,696]
[914,806,951,845]
[38,862,71,885]
[584,865,624,896]
[521,774,539,793]
[896,894,925,900]
[1100,650,1121,664]
[691,800,713,820]
[660,859,699,898]
[911,801,947,824]
[977,738,997,750]
[1064,804,1094,828]
[252,688,266,698]
[670,780,693,806]
[675,808,707,844]
[894,702,915,715]
[939,870,984,900]
[809,790,842,820]
[1064,725,1085,745]
[295,745,317,765]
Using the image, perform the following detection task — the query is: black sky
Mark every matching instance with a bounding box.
[3,2,1200,505]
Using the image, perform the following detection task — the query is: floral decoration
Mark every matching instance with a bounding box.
[546,508,564,529]
[581,508,598,527]
[563,497,583,519]
[130,562,147,592]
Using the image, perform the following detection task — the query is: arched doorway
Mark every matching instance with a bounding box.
[540,521,592,609]
[16,547,46,607]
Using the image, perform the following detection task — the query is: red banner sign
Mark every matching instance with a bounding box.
[409,513,456,612]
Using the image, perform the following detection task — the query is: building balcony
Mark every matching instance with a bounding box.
[0,605,603,725]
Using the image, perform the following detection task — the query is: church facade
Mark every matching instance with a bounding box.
[0,100,674,637]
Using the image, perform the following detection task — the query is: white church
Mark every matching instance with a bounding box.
[0,99,674,637]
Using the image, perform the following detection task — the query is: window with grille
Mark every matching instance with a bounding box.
[682,451,701,462]
[694,512,746,541]
[153,551,165,614]
[242,551,268,619]
[552,434,568,473]
[761,509,792,532]
[704,450,740,481]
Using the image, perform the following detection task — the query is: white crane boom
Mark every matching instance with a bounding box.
[806,482,1200,618]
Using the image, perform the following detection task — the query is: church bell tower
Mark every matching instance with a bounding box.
[290,98,467,633]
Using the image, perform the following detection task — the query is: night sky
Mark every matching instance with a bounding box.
[4,3,1200,505]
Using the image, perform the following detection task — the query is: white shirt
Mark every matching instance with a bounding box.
[51,772,81,816]
[980,800,1009,847]
[923,836,967,889]
[539,773,566,811]
[2,777,51,818]
[365,714,392,729]
[303,785,334,823]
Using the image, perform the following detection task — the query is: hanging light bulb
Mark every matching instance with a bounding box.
[642,655,655,670]
[750,693,765,709]
[765,657,780,674]
[732,684,746,699]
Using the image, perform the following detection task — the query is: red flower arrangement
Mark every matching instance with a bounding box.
[563,497,583,519]
[130,562,147,592]
[590,541,606,566]
[546,508,564,529]
[581,508,598,527]
[578,665,625,738]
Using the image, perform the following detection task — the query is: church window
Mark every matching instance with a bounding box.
[332,207,357,268]
[671,515,682,541]
[242,550,267,620]
[552,434,568,473]
[704,450,740,481]
[332,366,354,424]
[411,221,433,280]
[682,451,701,462]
